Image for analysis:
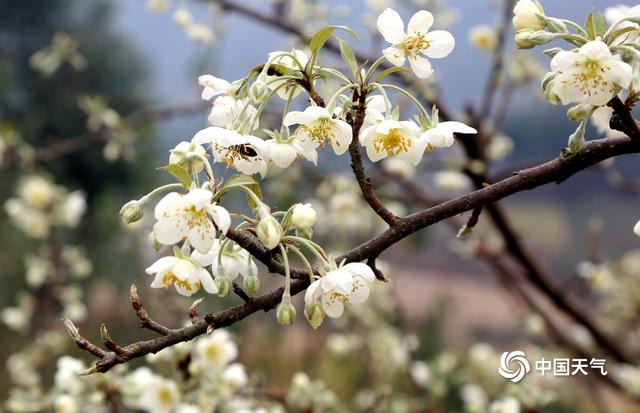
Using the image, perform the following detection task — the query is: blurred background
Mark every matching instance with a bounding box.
[1,0,639,412]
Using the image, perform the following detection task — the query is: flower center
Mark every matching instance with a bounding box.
[327,291,349,305]
[567,58,612,96]
[373,128,412,156]
[205,344,221,361]
[300,118,333,144]
[162,271,200,292]
[157,387,174,405]
[183,205,208,229]
[403,34,430,57]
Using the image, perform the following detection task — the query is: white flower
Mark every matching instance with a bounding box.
[291,203,317,229]
[173,8,193,28]
[169,140,207,170]
[469,25,498,51]
[223,362,248,389]
[605,5,640,43]
[304,262,376,318]
[54,356,86,395]
[486,134,515,161]
[208,96,258,130]
[634,220,640,237]
[382,158,417,179]
[53,394,79,413]
[266,138,317,168]
[489,396,521,413]
[433,171,472,194]
[137,377,180,413]
[284,106,352,155]
[421,121,477,150]
[186,24,214,44]
[18,175,56,209]
[360,119,425,164]
[153,188,230,253]
[194,330,238,370]
[460,384,488,411]
[377,8,455,79]
[198,75,232,101]
[192,239,257,281]
[266,49,310,99]
[551,41,632,106]
[146,255,217,296]
[410,361,432,388]
[57,190,86,227]
[591,106,626,138]
[512,0,545,31]
[192,127,270,177]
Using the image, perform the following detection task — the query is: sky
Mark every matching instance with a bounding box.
[110,0,627,107]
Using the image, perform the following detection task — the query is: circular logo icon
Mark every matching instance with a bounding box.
[498,351,531,383]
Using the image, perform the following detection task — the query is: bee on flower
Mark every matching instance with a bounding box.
[192,127,270,177]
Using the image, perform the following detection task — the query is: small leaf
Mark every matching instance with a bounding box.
[159,164,191,187]
[310,25,358,54]
[374,66,410,84]
[593,12,608,38]
[338,38,358,78]
[607,26,636,44]
[585,11,596,40]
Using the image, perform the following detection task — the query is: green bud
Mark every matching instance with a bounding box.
[568,121,587,153]
[545,17,568,33]
[215,276,232,297]
[148,232,164,251]
[250,75,269,102]
[296,227,313,240]
[304,302,324,329]
[276,299,297,326]
[541,74,559,105]
[243,275,260,296]
[119,200,144,224]
[514,29,537,49]
[567,104,593,122]
[456,225,473,240]
[256,215,282,250]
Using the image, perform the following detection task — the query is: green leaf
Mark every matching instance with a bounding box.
[158,164,191,188]
[593,12,608,38]
[607,26,638,44]
[309,25,358,54]
[338,38,358,78]
[215,174,263,209]
[374,66,410,83]
[585,11,596,39]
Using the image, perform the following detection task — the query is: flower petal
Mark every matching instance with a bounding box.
[408,55,433,79]
[407,10,434,35]
[423,30,455,58]
[377,8,405,44]
[210,204,231,234]
[383,46,406,67]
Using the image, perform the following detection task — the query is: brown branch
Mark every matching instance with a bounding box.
[609,97,640,140]
[130,283,173,336]
[346,87,399,226]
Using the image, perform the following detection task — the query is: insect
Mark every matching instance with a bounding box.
[235,144,258,158]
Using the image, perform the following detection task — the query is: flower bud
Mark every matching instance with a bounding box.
[304,302,324,329]
[243,275,260,296]
[277,299,297,326]
[568,122,586,153]
[513,0,545,31]
[169,141,206,172]
[634,220,640,237]
[148,232,164,251]
[64,318,80,340]
[120,200,144,224]
[250,75,269,102]
[567,105,593,122]
[296,227,313,240]
[291,203,317,230]
[514,29,537,49]
[456,225,473,240]
[215,276,232,297]
[256,215,282,250]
